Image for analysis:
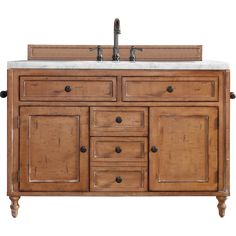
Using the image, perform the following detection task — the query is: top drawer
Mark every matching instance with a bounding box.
[122,76,219,101]
[20,76,117,101]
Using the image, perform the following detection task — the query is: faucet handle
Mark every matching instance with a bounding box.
[129,46,143,62]
[89,45,103,61]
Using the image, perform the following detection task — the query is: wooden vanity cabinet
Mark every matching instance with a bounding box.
[7,69,230,218]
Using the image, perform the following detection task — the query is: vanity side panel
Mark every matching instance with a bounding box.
[217,71,229,193]
[225,70,230,194]
[7,69,20,195]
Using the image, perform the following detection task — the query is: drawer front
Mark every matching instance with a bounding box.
[90,167,147,191]
[91,137,148,162]
[122,76,218,101]
[90,107,148,136]
[20,76,117,101]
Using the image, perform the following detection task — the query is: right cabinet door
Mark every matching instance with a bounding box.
[149,107,218,191]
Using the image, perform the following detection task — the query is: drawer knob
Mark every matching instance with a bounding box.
[151,146,159,153]
[230,92,235,99]
[115,176,122,183]
[166,86,174,93]
[80,146,87,153]
[65,85,72,92]
[0,90,7,98]
[115,146,122,153]
[115,116,122,123]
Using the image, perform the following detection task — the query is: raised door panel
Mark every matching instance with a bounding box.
[149,107,218,191]
[19,107,89,191]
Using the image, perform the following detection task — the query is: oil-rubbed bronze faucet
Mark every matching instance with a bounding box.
[90,45,103,61]
[129,46,143,62]
[112,18,121,61]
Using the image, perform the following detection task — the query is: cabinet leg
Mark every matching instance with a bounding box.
[216,196,227,217]
[9,196,20,218]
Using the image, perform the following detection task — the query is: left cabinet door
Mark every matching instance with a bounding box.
[19,107,89,192]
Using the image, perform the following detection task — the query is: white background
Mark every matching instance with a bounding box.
[0,0,236,235]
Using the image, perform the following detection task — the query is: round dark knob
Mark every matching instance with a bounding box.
[166,86,174,93]
[115,116,122,123]
[230,92,235,99]
[115,176,122,183]
[0,90,7,98]
[115,146,122,153]
[65,85,72,92]
[80,146,87,153]
[151,146,158,153]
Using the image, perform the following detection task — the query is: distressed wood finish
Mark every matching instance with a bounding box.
[20,76,117,101]
[90,107,148,136]
[7,68,230,217]
[28,45,202,61]
[122,76,218,101]
[90,166,148,191]
[19,106,89,191]
[149,107,218,191]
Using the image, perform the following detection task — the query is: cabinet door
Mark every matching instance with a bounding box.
[19,107,89,192]
[150,107,218,191]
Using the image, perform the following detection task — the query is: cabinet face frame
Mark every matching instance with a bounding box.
[19,106,89,192]
[149,107,218,191]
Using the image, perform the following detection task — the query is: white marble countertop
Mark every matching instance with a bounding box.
[7,60,229,70]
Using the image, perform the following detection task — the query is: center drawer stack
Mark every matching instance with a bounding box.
[90,107,148,191]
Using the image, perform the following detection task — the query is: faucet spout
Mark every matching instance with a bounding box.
[112,18,121,61]
[114,18,121,34]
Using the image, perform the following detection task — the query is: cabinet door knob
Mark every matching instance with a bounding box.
[166,85,174,93]
[65,85,72,92]
[151,146,159,153]
[115,146,122,153]
[115,176,122,183]
[80,146,87,153]
[115,116,122,123]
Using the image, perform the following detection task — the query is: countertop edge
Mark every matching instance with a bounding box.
[7,60,230,70]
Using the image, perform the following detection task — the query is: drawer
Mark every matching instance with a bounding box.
[20,76,117,101]
[122,76,218,101]
[90,166,147,191]
[90,107,148,136]
[91,137,148,162]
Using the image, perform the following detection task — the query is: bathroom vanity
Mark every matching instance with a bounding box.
[1,43,234,218]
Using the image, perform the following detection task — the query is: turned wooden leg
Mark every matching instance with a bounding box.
[9,196,20,218]
[216,196,227,217]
